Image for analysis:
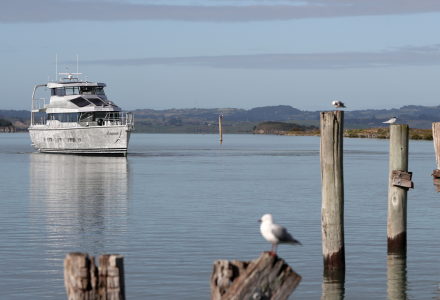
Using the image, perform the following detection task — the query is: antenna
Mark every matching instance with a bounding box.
[77,54,78,78]
[56,54,57,82]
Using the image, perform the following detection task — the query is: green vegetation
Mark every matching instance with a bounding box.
[423,134,433,140]
[410,134,421,140]
[0,118,12,127]
[344,128,432,140]
[254,121,318,134]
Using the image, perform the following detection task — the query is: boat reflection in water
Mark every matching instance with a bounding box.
[387,250,408,300]
[321,269,345,300]
[30,153,131,253]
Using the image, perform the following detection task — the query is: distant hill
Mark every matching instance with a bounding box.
[3,105,440,130]
[0,110,32,119]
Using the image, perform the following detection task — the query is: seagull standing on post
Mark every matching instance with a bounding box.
[259,214,301,256]
[332,101,346,112]
[383,117,397,124]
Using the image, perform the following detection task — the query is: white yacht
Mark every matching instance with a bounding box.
[29,73,134,156]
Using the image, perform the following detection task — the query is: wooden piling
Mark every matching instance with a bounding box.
[320,111,345,270]
[387,124,409,251]
[64,253,98,300]
[432,123,440,191]
[210,252,301,300]
[98,255,125,300]
[219,115,223,143]
[64,253,125,300]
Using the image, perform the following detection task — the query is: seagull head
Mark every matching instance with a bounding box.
[259,214,273,223]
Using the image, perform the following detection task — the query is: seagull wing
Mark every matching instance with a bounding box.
[339,102,346,108]
[271,224,301,245]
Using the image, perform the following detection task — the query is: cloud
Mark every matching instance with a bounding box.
[2,0,440,23]
[67,44,440,69]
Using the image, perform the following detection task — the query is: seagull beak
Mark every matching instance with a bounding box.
[258,219,262,222]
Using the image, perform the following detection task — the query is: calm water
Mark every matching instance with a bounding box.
[1,133,440,299]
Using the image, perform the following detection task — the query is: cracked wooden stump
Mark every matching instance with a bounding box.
[64,253,125,300]
[210,252,301,300]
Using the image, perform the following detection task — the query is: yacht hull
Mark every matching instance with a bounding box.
[29,126,132,156]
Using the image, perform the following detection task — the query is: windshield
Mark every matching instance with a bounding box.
[80,86,105,95]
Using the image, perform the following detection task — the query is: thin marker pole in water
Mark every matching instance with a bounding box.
[219,115,223,143]
[387,124,409,252]
[431,123,440,192]
[320,111,345,270]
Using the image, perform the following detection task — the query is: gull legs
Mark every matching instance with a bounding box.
[270,244,278,256]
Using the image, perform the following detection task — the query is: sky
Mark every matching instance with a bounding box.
[1,0,440,111]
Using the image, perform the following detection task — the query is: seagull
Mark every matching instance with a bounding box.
[259,214,301,256]
[332,101,346,111]
[383,117,397,124]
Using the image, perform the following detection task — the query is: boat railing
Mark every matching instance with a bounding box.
[101,112,134,128]
[32,98,50,111]
[46,120,81,128]
[33,112,134,129]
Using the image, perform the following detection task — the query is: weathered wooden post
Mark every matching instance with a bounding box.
[387,125,409,252]
[219,115,223,143]
[320,111,345,270]
[64,253,97,300]
[210,252,301,300]
[98,254,125,300]
[64,253,125,300]
[387,251,408,300]
[432,123,440,191]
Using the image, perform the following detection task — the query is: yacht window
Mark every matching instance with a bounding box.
[107,112,120,120]
[87,97,108,106]
[47,113,80,122]
[93,112,120,121]
[94,112,108,121]
[79,112,94,122]
[95,87,105,95]
[80,86,95,95]
[51,88,65,96]
[65,87,80,95]
[70,97,92,107]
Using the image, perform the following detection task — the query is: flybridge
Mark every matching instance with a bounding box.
[31,70,117,114]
